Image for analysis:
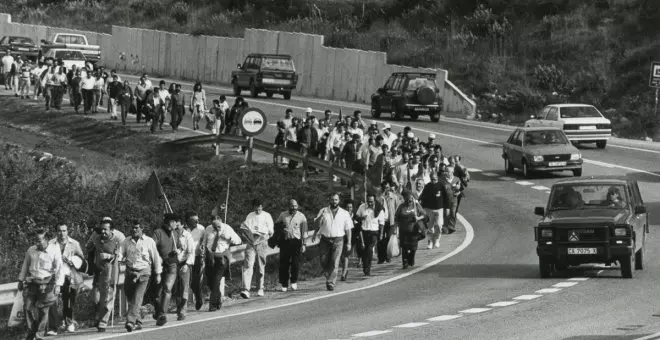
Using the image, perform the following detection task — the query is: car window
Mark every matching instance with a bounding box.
[546,107,558,120]
[559,106,603,118]
[513,130,523,146]
[54,50,85,60]
[0,37,5,45]
[392,75,404,91]
[507,130,518,144]
[405,77,438,91]
[549,184,629,210]
[524,130,568,145]
[9,37,34,45]
[261,57,295,72]
[55,35,85,45]
[540,107,551,119]
[384,76,396,90]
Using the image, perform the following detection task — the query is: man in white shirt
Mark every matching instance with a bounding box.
[381,123,398,148]
[239,199,274,298]
[151,80,170,132]
[312,193,353,291]
[12,56,23,97]
[201,216,241,311]
[184,211,207,311]
[355,194,386,276]
[172,216,195,321]
[2,51,14,90]
[80,72,96,114]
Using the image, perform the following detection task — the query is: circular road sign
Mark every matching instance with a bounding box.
[238,107,268,136]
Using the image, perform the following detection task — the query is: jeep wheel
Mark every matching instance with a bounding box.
[596,140,607,149]
[620,242,634,278]
[573,168,582,177]
[539,257,553,278]
[232,82,241,96]
[410,113,419,121]
[523,160,532,178]
[430,113,440,122]
[504,158,514,174]
[635,247,644,270]
[282,91,292,100]
[266,91,273,98]
[249,83,258,98]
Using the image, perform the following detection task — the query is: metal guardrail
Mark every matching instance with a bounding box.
[0,232,318,307]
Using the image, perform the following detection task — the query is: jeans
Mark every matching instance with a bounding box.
[96,278,116,329]
[242,242,268,291]
[92,89,101,113]
[24,281,55,338]
[174,264,191,316]
[124,272,150,326]
[171,105,185,130]
[206,254,228,309]
[377,223,394,263]
[150,107,165,133]
[361,231,379,275]
[279,238,302,286]
[444,201,458,233]
[18,77,30,97]
[154,263,177,320]
[47,277,77,331]
[120,101,130,123]
[191,255,205,306]
[319,236,344,287]
[82,89,93,113]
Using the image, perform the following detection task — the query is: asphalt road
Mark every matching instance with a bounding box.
[86,75,660,339]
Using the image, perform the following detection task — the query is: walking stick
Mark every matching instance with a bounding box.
[223,178,230,222]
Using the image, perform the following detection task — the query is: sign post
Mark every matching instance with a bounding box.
[238,108,268,167]
[649,62,660,140]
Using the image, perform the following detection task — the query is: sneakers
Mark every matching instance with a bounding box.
[177,314,186,321]
[281,285,288,292]
[434,240,440,248]
[257,289,265,297]
[427,240,433,250]
[195,299,203,311]
[65,324,75,333]
[240,290,250,299]
[125,323,134,333]
[155,315,167,326]
[290,283,297,291]
[326,284,335,291]
[45,330,58,336]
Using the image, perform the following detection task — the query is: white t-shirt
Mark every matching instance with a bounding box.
[81,77,96,90]
[93,77,104,90]
[1,55,14,73]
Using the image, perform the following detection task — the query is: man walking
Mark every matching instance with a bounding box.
[275,199,308,292]
[18,228,63,340]
[377,181,402,263]
[441,166,461,234]
[2,51,14,90]
[134,77,149,123]
[312,193,353,291]
[355,194,386,276]
[170,83,186,131]
[80,71,95,114]
[239,199,274,298]
[107,74,122,120]
[47,223,85,334]
[184,211,206,310]
[201,216,241,311]
[120,220,162,333]
[69,70,82,113]
[419,172,445,249]
[152,213,181,326]
[18,58,31,99]
[173,216,195,320]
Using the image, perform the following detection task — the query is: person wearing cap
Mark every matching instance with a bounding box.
[86,217,125,332]
[18,228,64,340]
[239,199,274,299]
[305,107,313,121]
[107,74,123,120]
[395,189,427,268]
[380,123,397,148]
[151,213,182,326]
[47,223,85,334]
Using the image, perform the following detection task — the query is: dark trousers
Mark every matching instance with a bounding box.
[82,89,93,113]
[171,106,185,130]
[124,272,150,326]
[444,201,458,233]
[52,86,64,109]
[377,223,393,263]
[44,85,52,110]
[205,254,228,310]
[361,231,379,275]
[279,238,302,286]
[456,195,463,214]
[401,232,418,266]
[154,263,177,319]
[47,277,77,330]
[71,90,82,112]
[150,107,165,132]
[135,98,145,122]
[191,255,204,307]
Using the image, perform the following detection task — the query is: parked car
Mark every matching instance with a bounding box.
[40,33,101,64]
[43,49,86,70]
[0,36,39,61]
[231,54,298,100]
[534,176,649,278]
[502,127,583,178]
[370,72,443,122]
[524,104,612,149]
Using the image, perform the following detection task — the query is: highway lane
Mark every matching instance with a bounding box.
[91,74,660,339]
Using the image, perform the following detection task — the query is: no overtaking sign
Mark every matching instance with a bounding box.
[650,61,660,88]
[239,107,268,136]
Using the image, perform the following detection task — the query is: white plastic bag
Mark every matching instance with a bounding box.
[8,292,25,327]
[387,235,401,258]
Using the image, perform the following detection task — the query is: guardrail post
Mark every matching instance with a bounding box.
[246,137,253,167]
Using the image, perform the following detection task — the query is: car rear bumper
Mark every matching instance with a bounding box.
[537,243,633,263]
[403,104,441,115]
[257,84,296,92]
[565,131,611,141]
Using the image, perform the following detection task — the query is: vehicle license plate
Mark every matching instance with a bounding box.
[568,248,597,255]
[548,161,567,167]
[579,125,596,130]
[414,107,429,111]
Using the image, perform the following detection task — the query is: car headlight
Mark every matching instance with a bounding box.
[541,229,553,238]
[533,155,544,162]
[570,153,581,160]
[614,227,627,236]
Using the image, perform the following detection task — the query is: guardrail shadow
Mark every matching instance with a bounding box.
[420,264,540,279]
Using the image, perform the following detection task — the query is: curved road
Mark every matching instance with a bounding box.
[92,75,660,339]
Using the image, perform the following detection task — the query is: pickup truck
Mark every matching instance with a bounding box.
[40,33,101,64]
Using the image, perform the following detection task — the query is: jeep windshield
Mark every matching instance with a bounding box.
[524,130,569,145]
[406,77,439,91]
[261,57,295,72]
[54,50,85,60]
[548,184,629,211]
[559,106,603,119]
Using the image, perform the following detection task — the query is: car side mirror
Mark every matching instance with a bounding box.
[635,206,647,214]
[534,207,545,216]
[237,64,242,69]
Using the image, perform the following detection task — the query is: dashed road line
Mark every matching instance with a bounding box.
[352,330,393,337]
[553,281,579,288]
[468,168,482,172]
[393,322,429,328]
[427,315,463,322]
[481,172,500,177]
[513,294,543,301]
[498,176,516,181]
[536,288,562,294]
[459,307,492,314]
[568,277,589,281]
[531,185,551,191]
[487,301,520,307]
[515,181,534,186]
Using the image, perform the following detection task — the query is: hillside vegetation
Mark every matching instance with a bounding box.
[4,0,660,138]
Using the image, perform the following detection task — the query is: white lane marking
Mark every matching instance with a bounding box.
[553,281,579,288]
[584,159,615,168]
[633,331,660,340]
[499,176,516,181]
[608,143,660,155]
[487,301,519,307]
[536,288,562,294]
[532,185,551,191]
[515,181,534,186]
[427,315,463,322]
[352,330,393,337]
[568,277,589,281]
[481,172,500,177]
[468,168,482,172]
[459,308,491,314]
[513,295,542,301]
[88,214,475,339]
[393,322,429,328]
[544,191,551,194]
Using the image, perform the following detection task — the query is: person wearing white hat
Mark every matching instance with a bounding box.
[424,134,437,150]
[381,123,397,148]
[305,107,313,121]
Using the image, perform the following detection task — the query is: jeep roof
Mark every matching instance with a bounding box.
[246,53,292,59]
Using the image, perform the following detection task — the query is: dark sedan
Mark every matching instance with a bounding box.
[502,127,583,178]
[0,36,39,61]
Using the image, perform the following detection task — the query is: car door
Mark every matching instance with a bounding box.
[503,129,516,160]
[377,75,397,111]
[385,75,404,112]
[237,56,253,87]
[508,130,524,167]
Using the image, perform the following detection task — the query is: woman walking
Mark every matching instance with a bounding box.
[190,82,206,130]
[395,189,427,269]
